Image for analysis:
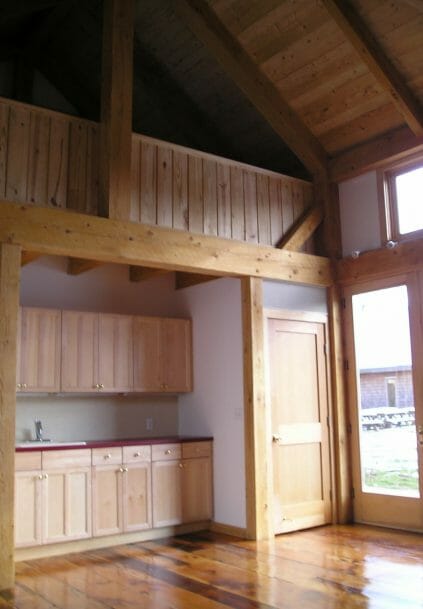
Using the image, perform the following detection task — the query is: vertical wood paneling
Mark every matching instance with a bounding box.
[140,141,157,225]
[6,105,30,202]
[48,115,69,209]
[188,155,203,234]
[203,158,217,236]
[157,146,173,227]
[244,170,258,243]
[230,165,244,241]
[256,174,271,245]
[281,180,294,234]
[0,102,10,198]
[130,138,141,222]
[85,124,100,216]
[27,112,50,205]
[217,163,231,239]
[292,181,305,223]
[173,150,188,230]
[67,120,88,212]
[269,176,283,246]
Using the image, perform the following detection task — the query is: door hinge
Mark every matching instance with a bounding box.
[351,487,355,499]
[344,359,349,371]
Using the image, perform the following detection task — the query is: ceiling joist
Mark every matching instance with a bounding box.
[277,205,324,252]
[175,273,219,290]
[67,258,104,275]
[321,0,423,136]
[174,0,328,179]
[129,266,169,282]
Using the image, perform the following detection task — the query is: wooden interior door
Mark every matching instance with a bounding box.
[267,315,332,534]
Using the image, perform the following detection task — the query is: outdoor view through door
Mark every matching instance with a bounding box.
[346,278,423,531]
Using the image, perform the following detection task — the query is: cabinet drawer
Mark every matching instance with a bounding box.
[92,447,122,466]
[152,443,181,461]
[182,441,212,459]
[15,451,42,471]
[123,445,151,463]
[42,449,91,469]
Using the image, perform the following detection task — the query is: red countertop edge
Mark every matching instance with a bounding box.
[16,436,213,452]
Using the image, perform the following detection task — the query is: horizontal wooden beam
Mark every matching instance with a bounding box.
[175,272,219,290]
[21,251,41,266]
[0,202,333,286]
[175,0,328,178]
[277,205,324,251]
[329,126,423,182]
[67,258,104,275]
[129,266,169,282]
[321,0,423,136]
[337,238,423,284]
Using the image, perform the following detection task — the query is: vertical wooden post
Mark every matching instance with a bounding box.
[241,276,272,539]
[0,243,21,591]
[100,0,134,221]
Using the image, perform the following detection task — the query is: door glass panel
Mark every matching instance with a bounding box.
[352,285,419,498]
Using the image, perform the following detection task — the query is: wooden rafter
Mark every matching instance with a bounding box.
[330,125,423,182]
[321,0,423,136]
[277,205,324,252]
[129,266,169,282]
[174,0,328,179]
[0,202,333,287]
[100,0,134,221]
[67,258,104,275]
[175,273,219,290]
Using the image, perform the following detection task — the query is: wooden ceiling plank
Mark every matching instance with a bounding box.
[0,202,333,287]
[174,0,328,179]
[175,272,219,290]
[321,0,423,136]
[277,205,324,252]
[21,251,40,266]
[330,125,423,182]
[129,266,169,282]
[67,258,104,275]
[99,0,134,221]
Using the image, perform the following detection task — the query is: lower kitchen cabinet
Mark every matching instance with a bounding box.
[181,442,213,523]
[15,450,92,547]
[92,446,152,537]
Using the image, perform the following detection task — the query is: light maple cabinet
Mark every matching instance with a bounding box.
[61,311,133,392]
[17,307,61,392]
[15,449,91,547]
[181,442,213,523]
[92,445,151,537]
[152,443,183,527]
[133,317,192,392]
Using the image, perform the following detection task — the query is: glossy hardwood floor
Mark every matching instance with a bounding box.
[3,525,423,609]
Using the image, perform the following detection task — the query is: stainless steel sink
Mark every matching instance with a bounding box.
[16,441,87,448]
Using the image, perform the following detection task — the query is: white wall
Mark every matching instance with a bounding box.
[263,280,327,313]
[18,256,181,442]
[339,171,382,257]
[175,278,246,529]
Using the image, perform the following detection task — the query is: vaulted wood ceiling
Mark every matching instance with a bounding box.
[0,0,422,182]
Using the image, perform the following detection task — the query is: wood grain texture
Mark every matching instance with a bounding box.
[8,525,423,608]
[0,201,333,285]
[0,243,21,591]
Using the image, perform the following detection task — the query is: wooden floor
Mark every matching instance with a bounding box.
[2,525,423,609]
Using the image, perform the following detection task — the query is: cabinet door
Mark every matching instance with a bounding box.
[92,465,123,537]
[18,307,61,392]
[61,310,98,392]
[98,314,133,392]
[161,319,192,392]
[122,463,152,532]
[133,317,161,391]
[182,458,213,523]
[152,460,182,527]
[15,471,42,547]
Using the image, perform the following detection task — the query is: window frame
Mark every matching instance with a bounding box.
[384,159,423,243]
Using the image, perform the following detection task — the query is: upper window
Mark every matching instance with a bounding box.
[386,162,423,242]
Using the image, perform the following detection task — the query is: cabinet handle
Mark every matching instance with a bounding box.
[134,451,141,457]
[37,474,43,480]
[99,383,104,389]
[93,384,99,389]
[17,383,22,389]
[118,467,124,473]
[178,463,184,469]
[104,453,112,460]
[165,449,172,455]
[43,473,48,479]
[22,383,27,389]
[123,467,128,472]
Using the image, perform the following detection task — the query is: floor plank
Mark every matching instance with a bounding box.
[2,525,422,609]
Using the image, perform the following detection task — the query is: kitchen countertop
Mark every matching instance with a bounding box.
[15,436,213,452]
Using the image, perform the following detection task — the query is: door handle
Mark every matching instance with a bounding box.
[272,434,283,444]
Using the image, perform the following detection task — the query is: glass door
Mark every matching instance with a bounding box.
[345,276,423,530]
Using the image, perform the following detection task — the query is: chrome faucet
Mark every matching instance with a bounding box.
[34,419,43,442]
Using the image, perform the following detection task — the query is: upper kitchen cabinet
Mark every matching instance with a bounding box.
[133,317,192,393]
[61,311,133,392]
[17,307,61,392]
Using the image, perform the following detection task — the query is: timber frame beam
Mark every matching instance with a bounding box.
[0,202,334,286]
[277,205,324,251]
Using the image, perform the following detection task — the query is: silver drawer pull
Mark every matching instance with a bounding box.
[134,451,141,457]
[165,449,172,455]
[104,453,112,460]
